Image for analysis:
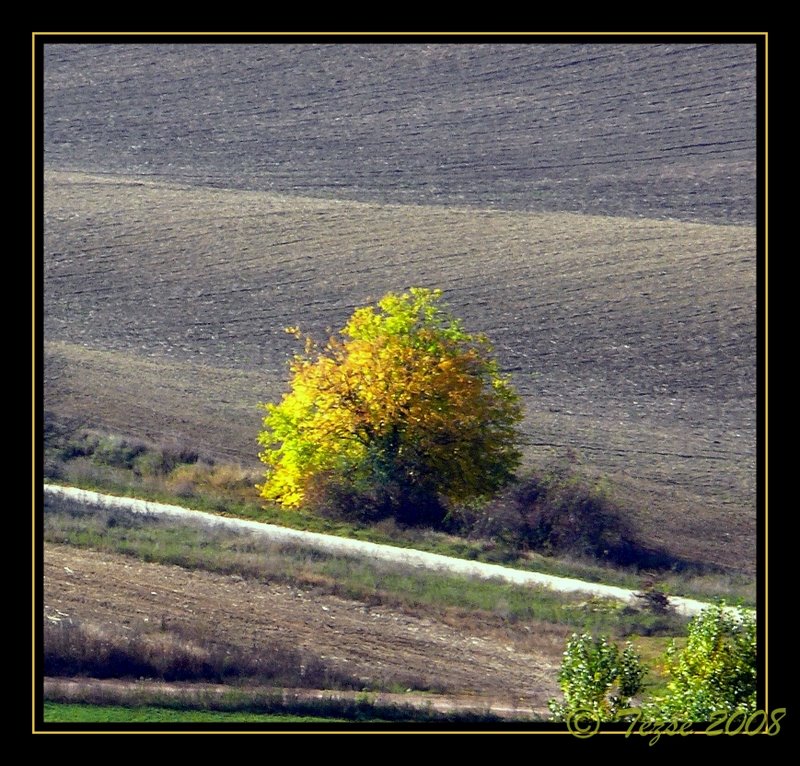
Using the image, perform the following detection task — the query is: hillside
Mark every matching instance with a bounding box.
[44,43,755,224]
[42,42,758,574]
[45,542,562,708]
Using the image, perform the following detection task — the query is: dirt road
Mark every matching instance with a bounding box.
[43,484,720,617]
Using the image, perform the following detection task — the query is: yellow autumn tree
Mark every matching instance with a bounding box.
[258,288,523,525]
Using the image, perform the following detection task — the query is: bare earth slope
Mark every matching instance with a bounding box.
[42,43,758,574]
[44,171,756,571]
[44,543,562,709]
[44,43,755,224]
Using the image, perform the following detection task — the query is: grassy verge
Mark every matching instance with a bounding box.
[44,493,688,638]
[43,702,349,724]
[627,635,687,699]
[42,683,508,724]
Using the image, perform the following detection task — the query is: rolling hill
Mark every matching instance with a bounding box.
[42,41,759,573]
[44,42,756,223]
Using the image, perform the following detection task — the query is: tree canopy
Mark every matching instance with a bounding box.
[258,288,523,524]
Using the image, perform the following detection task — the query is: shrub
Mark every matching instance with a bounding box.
[133,450,174,478]
[633,587,673,615]
[550,605,758,725]
[548,633,645,722]
[205,464,255,492]
[165,463,206,497]
[472,469,637,562]
[647,605,756,721]
[92,436,147,469]
[132,444,199,477]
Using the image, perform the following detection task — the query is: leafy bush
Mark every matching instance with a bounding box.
[92,436,147,469]
[548,633,645,722]
[258,288,523,526]
[550,605,757,725]
[513,472,628,557]
[133,444,200,477]
[647,605,756,721]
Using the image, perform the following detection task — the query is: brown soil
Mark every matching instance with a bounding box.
[41,43,759,575]
[42,172,757,573]
[44,543,563,712]
[44,44,755,224]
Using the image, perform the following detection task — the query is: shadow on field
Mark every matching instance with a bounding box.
[457,470,723,577]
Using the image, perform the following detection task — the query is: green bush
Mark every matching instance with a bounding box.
[549,605,757,725]
[133,445,200,478]
[647,605,756,721]
[92,436,147,469]
[548,633,645,722]
[56,431,101,461]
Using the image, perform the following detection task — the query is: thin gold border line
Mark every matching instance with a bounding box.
[32,32,37,736]
[31,31,768,36]
[763,32,768,713]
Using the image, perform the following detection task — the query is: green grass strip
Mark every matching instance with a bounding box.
[43,701,346,723]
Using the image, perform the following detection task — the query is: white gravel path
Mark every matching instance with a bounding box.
[43,484,725,617]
